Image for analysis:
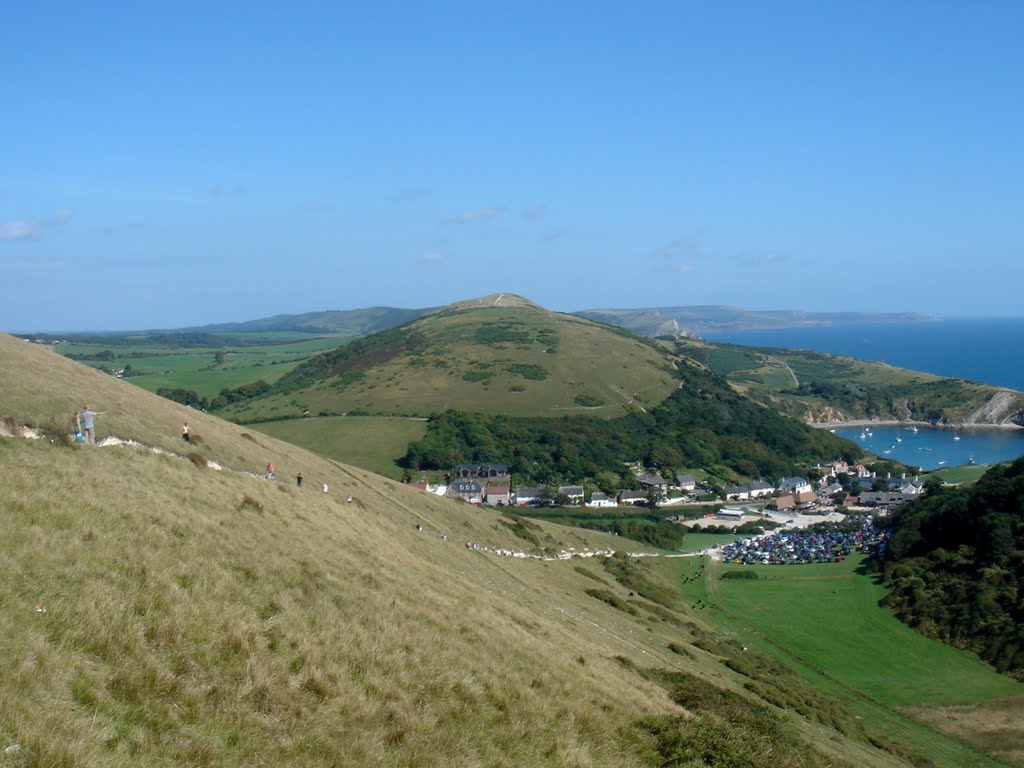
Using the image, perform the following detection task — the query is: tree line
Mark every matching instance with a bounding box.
[401,360,859,485]
[880,456,1024,678]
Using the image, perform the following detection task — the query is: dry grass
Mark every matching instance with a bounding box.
[0,334,937,767]
[908,696,1024,767]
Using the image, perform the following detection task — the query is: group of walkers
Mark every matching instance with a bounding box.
[73,402,353,502]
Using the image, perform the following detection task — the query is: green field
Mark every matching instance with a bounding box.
[669,554,1024,767]
[710,556,1021,706]
[251,415,428,479]
[58,336,345,399]
[933,464,997,485]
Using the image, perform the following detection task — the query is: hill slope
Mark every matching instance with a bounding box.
[0,333,962,767]
[675,338,1024,426]
[219,295,681,421]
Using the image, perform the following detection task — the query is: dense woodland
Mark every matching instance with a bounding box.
[881,456,1024,678]
[402,360,859,484]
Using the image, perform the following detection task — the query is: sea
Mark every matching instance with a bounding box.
[703,317,1024,469]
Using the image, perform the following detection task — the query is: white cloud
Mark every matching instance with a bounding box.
[0,209,73,241]
[422,251,444,263]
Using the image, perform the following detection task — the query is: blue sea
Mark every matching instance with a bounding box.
[704,317,1024,392]
[703,318,1024,468]
[832,425,1024,471]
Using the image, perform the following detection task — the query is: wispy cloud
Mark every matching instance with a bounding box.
[0,209,73,242]
[450,205,505,223]
[744,250,787,266]
[421,251,445,263]
[542,228,565,244]
[524,203,547,221]
[209,183,246,199]
[653,262,696,274]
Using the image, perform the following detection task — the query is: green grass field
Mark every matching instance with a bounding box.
[251,415,427,479]
[58,336,345,399]
[667,555,1023,767]
[711,556,1021,707]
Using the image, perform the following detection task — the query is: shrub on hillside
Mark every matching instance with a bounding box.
[186,452,207,469]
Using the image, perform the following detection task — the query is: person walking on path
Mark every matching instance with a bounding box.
[81,405,104,445]
[181,423,190,443]
[296,472,303,488]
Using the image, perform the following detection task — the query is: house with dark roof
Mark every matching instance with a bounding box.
[558,485,584,503]
[617,490,647,505]
[513,487,542,506]
[675,474,697,491]
[778,476,812,494]
[447,481,483,504]
[638,473,669,493]
[586,491,616,508]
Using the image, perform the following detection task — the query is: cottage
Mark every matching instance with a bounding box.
[513,486,543,506]
[778,476,812,494]
[586,491,616,508]
[724,484,751,501]
[558,485,584,503]
[447,481,483,504]
[747,480,774,498]
[484,485,511,506]
[638,473,669,493]
[617,489,647,506]
[675,474,697,492]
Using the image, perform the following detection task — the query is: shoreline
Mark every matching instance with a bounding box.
[810,419,1023,431]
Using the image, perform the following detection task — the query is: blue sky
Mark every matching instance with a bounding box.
[3,1,1022,330]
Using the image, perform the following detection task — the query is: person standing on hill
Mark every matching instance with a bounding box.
[181,423,190,443]
[296,472,303,488]
[81,404,104,445]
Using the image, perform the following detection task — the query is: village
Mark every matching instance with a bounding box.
[407,458,928,523]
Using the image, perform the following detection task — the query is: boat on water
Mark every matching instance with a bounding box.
[909,426,918,433]
[919,447,933,452]
[938,460,947,465]
[954,435,961,441]
[969,455,976,465]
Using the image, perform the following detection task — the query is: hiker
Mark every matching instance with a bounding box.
[80,405,104,445]
[296,472,303,488]
[265,463,276,480]
[73,411,84,443]
[181,423,190,443]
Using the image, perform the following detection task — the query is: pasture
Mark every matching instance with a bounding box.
[669,554,1023,767]
[251,415,427,479]
[57,335,344,399]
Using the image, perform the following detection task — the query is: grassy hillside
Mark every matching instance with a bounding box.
[675,338,1024,426]
[1,333,1014,767]
[252,415,428,480]
[220,297,681,422]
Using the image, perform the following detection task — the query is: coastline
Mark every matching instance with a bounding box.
[810,419,1023,431]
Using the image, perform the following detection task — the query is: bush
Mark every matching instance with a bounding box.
[186,452,207,469]
[239,495,264,512]
[720,569,759,580]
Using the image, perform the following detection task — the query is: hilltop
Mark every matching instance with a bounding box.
[218,296,680,422]
[2,333,1020,767]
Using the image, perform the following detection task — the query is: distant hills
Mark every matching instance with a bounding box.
[574,306,935,338]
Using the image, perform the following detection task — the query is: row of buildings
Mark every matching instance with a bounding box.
[420,462,924,510]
